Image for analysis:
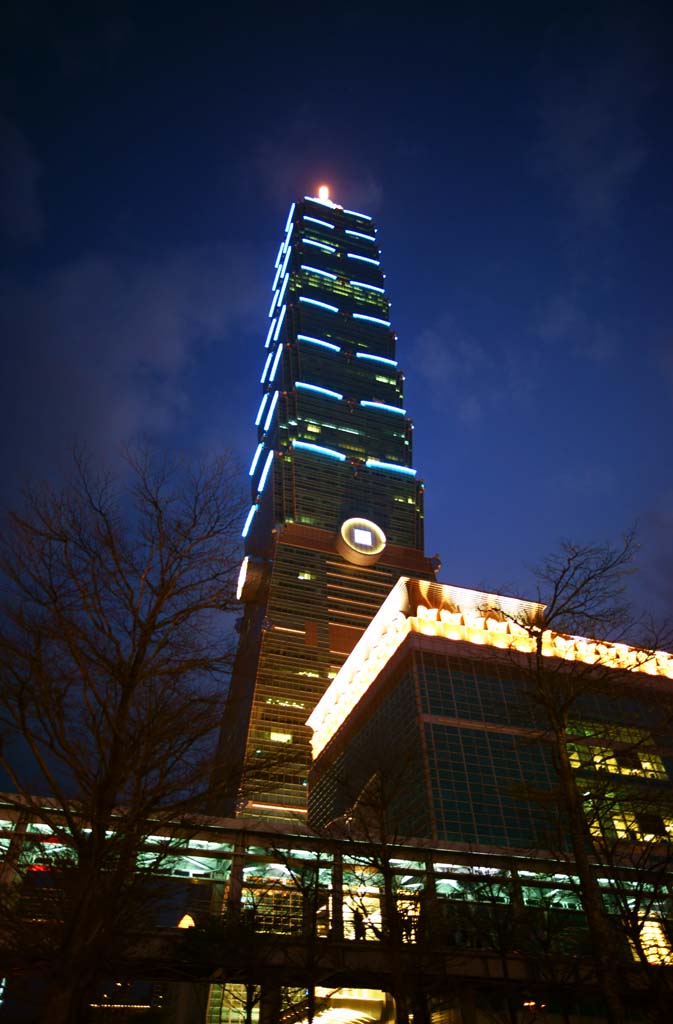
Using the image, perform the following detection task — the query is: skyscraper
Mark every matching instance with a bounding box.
[224,190,436,820]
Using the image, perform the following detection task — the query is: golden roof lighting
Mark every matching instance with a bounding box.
[307,578,673,760]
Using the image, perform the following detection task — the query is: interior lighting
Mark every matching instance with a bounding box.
[301,265,337,280]
[300,297,339,312]
[304,216,334,229]
[345,229,376,241]
[285,202,296,233]
[263,391,279,431]
[258,450,274,493]
[277,272,289,305]
[351,280,385,294]
[365,459,416,475]
[249,443,264,476]
[361,401,406,415]
[273,305,286,341]
[260,352,273,384]
[249,801,307,814]
[353,313,391,326]
[241,504,258,538]
[269,344,283,382]
[355,352,397,366]
[296,381,343,399]
[344,208,373,220]
[254,393,269,427]
[347,252,380,265]
[292,440,346,461]
[297,334,341,352]
[304,239,336,253]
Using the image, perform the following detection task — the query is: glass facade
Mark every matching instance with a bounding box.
[310,642,673,852]
[222,196,436,819]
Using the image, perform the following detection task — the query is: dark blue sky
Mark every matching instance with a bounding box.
[2,2,672,618]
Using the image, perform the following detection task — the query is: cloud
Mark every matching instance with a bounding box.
[631,497,673,623]
[251,114,383,213]
[0,116,44,244]
[547,464,616,499]
[536,56,651,226]
[410,315,540,423]
[535,292,617,363]
[0,242,265,498]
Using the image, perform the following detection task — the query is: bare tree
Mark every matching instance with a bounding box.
[0,447,246,1023]
[492,534,673,1024]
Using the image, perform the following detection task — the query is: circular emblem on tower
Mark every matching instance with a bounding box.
[336,517,386,566]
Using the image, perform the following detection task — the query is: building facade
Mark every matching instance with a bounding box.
[308,577,673,850]
[222,193,436,820]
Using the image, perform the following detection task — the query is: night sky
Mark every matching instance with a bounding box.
[2,2,673,621]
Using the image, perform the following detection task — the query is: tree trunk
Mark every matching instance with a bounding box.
[553,727,626,1024]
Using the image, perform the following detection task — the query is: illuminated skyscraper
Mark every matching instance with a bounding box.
[224,190,436,820]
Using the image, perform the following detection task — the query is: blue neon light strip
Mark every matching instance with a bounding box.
[258,450,274,493]
[274,241,284,269]
[255,393,269,427]
[297,334,341,352]
[272,261,283,292]
[301,265,337,280]
[355,352,397,366]
[304,195,334,207]
[344,208,373,221]
[365,459,417,476]
[260,352,273,384]
[285,202,296,233]
[265,318,277,348]
[249,443,263,477]
[273,305,287,341]
[346,229,376,242]
[304,238,336,253]
[268,289,279,318]
[361,401,406,415]
[283,223,294,251]
[277,272,289,306]
[300,296,339,312]
[304,215,334,230]
[264,391,279,431]
[351,280,385,294]
[292,440,346,461]
[347,252,380,266]
[269,344,283,382]
[353,313,391,326]
[241,504,258,538]
[280,243,291,277]
[296,381,343,400]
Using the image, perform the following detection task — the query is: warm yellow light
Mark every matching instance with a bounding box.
[307,578,673,760]
[318,185,330,201]
[177,914,195,929]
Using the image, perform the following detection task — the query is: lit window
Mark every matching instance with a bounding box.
[631,916,673,965]
[270,732,292,744]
